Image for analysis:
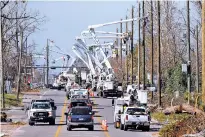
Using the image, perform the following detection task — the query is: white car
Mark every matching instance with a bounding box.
[120,107,151,131]
[70,89,88,97]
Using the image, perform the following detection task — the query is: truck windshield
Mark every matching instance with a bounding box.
[71,108,91,115]
[32,103,51,109]
[126,108,145,114]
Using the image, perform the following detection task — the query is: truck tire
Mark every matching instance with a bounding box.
[29,120,35,126]
[142,126,150,131]
[67,125,72,131]
[58,87,61,90]
[120,123,124,130]
[124,124,128,131]
[49,119,55,125]
[88,126,94,131]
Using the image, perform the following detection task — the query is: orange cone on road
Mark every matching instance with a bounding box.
[101,120,108,131]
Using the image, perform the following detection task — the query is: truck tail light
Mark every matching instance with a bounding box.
[126,115,128,120]
[91,115,94,120]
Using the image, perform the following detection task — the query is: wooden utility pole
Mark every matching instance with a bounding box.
[126,15,129,85]
[24,38,28,83]
[196,25,199,93]
[0,1,5,108]
[157,1,161,107]
[131,6,134,84]
[202,1,205,104]
[116,28,119,61]
[46,39,49,87]
[151,0,154,100]
[187,0,191,104]
[138,2,141,90]
[16,29,23,100]
[120,19,123,67]
[142,1,146,90]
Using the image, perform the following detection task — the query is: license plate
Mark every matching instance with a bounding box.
[79,118,84,121]
[40,118,43,120]
[39,113,44,115]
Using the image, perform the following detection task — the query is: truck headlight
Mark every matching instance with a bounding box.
[48,111,52,116]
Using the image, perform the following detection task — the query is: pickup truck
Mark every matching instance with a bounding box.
[27,101,57,125]
[120,107,151,131]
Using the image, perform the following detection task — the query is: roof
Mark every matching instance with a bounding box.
[71,106,90,109]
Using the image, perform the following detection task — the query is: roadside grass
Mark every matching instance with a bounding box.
[151,112,191,137]
[0,93,23,107]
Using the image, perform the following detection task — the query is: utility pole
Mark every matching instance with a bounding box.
[187,0,191,104]
[202,1,205,105]
[46,39,49,87]
[131,6,134,84]
[16,28,23,100]
[196,25,199,94]
[24,38,27,83]
[151,0,154,100]
[116,28,119,61]
[138,2,141,90]
[157,1,161,107]
[126,15,129,85]
[120,19,123,68]
[0,1,5,108]
[142,1,146,90]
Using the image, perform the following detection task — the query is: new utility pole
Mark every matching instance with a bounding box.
[138,2,141,90]
[142,1,146,90]
[46,39,49,87]
[157,1,161,107]
[126,15,129,85]
[151,0,154,100]
[196,25,199,94]
[131,6,134,84]
[187,0,191,104]
[0,1,5,108]
[202,1,205,105]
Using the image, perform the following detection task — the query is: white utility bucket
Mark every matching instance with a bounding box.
[137,90,148,104]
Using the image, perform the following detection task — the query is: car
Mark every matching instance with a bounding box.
[71,98,93,110]
[64,106,95,131]
[120,107,151,131]
[27,101,57,125]
[70,89,88,98]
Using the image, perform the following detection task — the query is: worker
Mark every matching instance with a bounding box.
[122,103,128,113]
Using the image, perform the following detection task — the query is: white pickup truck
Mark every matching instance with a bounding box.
[120,107,151,131]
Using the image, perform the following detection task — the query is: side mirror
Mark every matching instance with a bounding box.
[92,111,95,115]
[118,110,121,114]
[64,112,68,115]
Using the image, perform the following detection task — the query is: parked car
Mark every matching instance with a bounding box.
[64,106,95,131]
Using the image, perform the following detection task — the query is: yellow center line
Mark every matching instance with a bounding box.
[93,99,111,137]
[54,98,67,137]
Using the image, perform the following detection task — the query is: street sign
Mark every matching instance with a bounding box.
[182,64,187,73]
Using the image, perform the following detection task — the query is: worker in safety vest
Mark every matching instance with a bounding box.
[122,103,128,113]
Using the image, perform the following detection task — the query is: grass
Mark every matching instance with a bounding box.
[0,93,23,108]
[151,112,191,137]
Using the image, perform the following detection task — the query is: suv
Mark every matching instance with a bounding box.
[65,106,94,131]
[27,101,57,125]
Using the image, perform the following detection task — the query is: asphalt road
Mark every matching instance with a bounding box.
[11,89,159,137]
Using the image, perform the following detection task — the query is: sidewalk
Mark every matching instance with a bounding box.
[1,90,46,137]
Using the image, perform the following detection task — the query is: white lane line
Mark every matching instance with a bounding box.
[40,91,47,99]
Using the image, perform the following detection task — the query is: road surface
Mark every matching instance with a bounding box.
[11,89,159,137]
